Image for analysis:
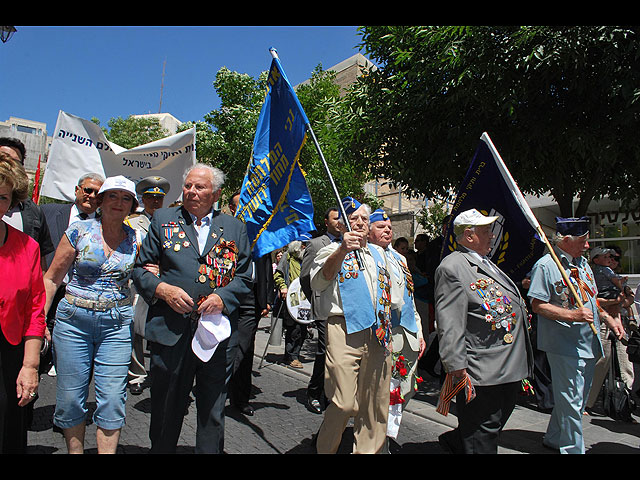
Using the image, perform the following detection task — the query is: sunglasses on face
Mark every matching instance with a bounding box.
[81,187,99,195]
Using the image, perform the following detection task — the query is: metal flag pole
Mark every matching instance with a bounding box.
[306,124,365,270]
[259,300,284,369]
[270,47,364,270]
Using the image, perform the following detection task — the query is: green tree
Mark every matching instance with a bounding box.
[344,26,640,217]
[417,198,449,239]
[191,64,373,231]
[94,115,170,149]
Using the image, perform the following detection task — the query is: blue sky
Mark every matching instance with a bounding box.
[0,26,363,134]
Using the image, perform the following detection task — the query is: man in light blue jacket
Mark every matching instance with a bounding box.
[528,216,624,454]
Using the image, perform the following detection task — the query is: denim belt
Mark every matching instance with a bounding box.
[64,293,132,312]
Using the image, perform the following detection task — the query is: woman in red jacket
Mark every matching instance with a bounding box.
[0,153,46,453]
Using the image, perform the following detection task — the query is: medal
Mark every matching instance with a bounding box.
[504,333,513,344]
[174,243,181,252]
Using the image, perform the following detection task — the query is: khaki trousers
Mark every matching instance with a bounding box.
[316,315,391,454]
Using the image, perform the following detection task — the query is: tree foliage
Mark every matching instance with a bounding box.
[344,26,640,216]
[96,115,170,149]
[189,64,373,231]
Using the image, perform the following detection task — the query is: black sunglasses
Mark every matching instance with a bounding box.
[81,187,99,195]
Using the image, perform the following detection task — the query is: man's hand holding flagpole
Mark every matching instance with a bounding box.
[268,48,365,270]
[482,132,602,336]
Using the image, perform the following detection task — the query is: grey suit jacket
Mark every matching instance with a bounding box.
[300,234,332,319]
[435,247,533,386]
[41,202,73,270]
[132,205,253,347]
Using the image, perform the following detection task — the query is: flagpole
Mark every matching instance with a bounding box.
[482,133,598,335]
[270,48,364,269]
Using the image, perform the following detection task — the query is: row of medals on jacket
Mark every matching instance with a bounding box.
[162,223,233,290]
[470,277,516,344]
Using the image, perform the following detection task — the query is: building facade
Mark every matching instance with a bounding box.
[0,116,51,172]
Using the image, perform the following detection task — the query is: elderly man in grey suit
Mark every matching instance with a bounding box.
[435,208,533,454]
[132,163,252,454]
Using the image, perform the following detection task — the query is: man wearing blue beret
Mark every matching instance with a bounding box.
[528,216,624,454]
[310,198,399,453]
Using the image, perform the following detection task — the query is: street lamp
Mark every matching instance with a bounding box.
[1,26,17,43]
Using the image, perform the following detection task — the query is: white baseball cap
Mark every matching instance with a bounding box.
[98,175,137,198]
[191,312,231,362]
[453,208,498,235]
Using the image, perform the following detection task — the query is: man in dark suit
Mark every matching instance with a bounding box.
[300,207,340,414]
[436,209,533,454]
[226,191,274,416]
[132,163,252,454]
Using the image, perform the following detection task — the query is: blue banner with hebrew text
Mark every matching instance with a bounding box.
[235,53,315,258]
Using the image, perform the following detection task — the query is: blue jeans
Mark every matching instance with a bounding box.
[52,298,133,430]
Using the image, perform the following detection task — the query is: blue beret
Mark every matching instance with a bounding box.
[556,216,589,236]
[369,208,389,224]
[340,197,361,218]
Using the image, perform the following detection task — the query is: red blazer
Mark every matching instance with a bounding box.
[0,224,46,345]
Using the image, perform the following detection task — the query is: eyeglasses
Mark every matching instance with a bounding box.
[82,187,99,195]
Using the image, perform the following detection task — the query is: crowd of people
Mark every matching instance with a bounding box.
[0,135,637,455]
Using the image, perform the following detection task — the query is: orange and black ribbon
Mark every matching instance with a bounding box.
[570,268,594,303]
[436,372,476,416]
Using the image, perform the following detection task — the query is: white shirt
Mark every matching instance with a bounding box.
[189,210,213,255]
[69,204,96,226]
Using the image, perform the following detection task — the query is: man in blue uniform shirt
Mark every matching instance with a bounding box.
[528,216,624,454]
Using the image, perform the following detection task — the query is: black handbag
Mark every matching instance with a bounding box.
[603,336,636,422]
[626,331,640,363]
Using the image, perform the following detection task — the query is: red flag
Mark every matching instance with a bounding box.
[32,155,41,203]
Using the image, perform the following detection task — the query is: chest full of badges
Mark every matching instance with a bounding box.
[470,277,517,344]
[198,239,238,289]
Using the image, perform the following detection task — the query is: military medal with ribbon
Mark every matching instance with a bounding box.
[339,251,360,283]
[471,277,517,343]
[376,262,393,352]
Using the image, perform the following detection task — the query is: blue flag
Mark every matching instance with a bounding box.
[441,133,545,282]
[235,50,315,258]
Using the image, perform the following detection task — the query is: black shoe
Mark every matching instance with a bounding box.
[129,383,144,395]
[438,431,461,454]
[307,397,322,414]
[236,404,255,416]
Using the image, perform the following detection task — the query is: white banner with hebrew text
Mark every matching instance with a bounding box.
[40,110,195,205]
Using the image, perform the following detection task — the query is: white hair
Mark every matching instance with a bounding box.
[550,232,582,246]
[77,172,105,186]
[286,240,304,260]
[338,203,372,226]
[183,162,226,191]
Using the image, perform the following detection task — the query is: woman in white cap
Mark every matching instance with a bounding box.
[43,175,139,454]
